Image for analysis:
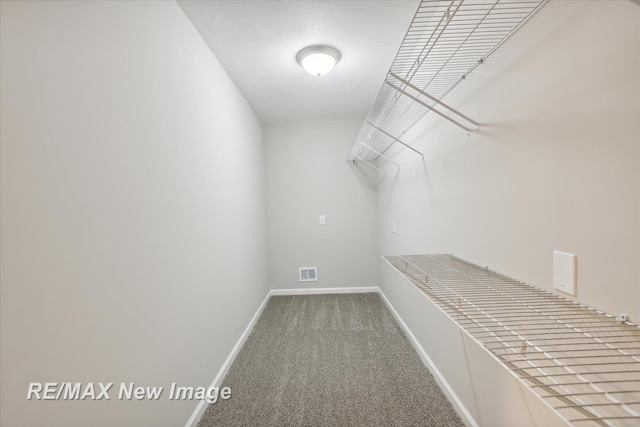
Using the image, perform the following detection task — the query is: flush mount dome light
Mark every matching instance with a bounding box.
[296,45,341,77]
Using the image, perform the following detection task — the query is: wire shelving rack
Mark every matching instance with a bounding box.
[349,0,548,174]
[385,254,640,426]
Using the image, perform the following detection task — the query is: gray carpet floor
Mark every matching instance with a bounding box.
[198,293,465,426]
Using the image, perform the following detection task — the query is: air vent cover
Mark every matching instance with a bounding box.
[298,267,318,282]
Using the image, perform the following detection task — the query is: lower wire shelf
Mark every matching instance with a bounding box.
[384,254,640,427]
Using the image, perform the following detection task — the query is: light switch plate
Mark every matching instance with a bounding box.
[319,215,326,225]
[553,251,576,296]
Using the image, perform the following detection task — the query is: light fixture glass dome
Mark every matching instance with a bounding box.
[296,46,341,77]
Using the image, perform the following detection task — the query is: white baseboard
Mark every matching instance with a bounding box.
[270,286,379,295]
[184,290,272,427]
[377,288,478,427]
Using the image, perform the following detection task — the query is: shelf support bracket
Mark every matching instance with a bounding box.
[355,140,400,169]
[365,121,424,159]
[352,155,386,175]
[387,72,480,134]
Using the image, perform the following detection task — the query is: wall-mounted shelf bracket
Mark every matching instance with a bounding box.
[355,140,400,169]
[365,121,424,159]
[351,155,385,175]
[387,73,479,134]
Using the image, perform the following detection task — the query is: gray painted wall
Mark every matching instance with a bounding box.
[0,1,268,426]
[266,120,379,290]
[2,0,638,426]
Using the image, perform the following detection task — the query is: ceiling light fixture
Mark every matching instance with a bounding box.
[296,45,341,77]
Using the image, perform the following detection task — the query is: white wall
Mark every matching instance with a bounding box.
[378,0,640,321]
[0,1,268,426]
[266,120,379,289]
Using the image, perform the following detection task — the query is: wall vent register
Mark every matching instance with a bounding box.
[299,267,318,282]
[385,254,640,426]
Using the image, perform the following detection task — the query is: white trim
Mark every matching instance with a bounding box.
[270,286,379,296]
[184,290,272,427]
[377,288,479,427]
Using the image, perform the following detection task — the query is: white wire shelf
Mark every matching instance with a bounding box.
[348,0,548,172]
[384,254,640,427]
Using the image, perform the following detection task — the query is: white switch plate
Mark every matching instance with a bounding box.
[392,219,396,234]
[319,215,326,225]
[553,251,576,296]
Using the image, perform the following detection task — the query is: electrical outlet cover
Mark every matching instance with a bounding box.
[553,251,576,296]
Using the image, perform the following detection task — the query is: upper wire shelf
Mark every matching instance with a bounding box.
[348,0,548,172]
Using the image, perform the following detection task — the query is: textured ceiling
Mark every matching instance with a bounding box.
[178,0,420,124]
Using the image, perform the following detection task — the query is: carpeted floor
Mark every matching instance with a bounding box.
[198,293,465,426]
